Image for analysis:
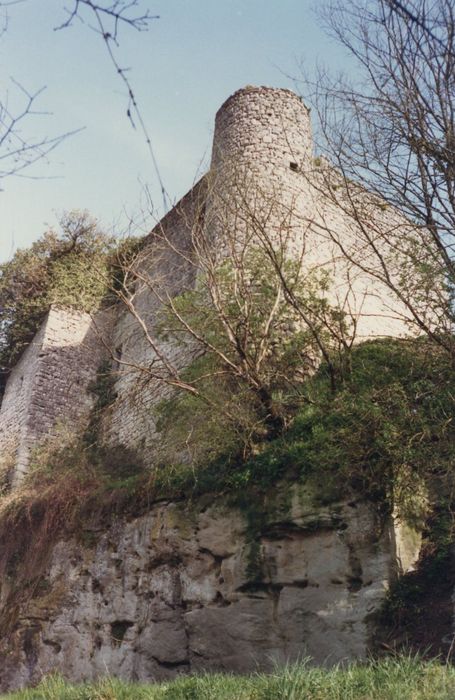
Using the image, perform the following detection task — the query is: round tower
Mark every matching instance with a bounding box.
[206,86,314,257]
[211,85,312,177]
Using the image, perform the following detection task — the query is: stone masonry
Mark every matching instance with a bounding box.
[105,86,416,456]
[0,306,110,485]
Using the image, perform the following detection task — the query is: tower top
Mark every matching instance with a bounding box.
[215,85,309,119]
[211,84,313,175]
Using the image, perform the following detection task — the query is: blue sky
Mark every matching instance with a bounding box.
[0,1,352,261]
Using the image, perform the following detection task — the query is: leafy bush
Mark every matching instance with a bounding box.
[289,338,455,521]
[153,337,455,523]
[0,211,115,386]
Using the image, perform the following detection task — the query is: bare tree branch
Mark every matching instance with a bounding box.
[0,80,82,189]
[55,1,167,210]
[301,0,455,355]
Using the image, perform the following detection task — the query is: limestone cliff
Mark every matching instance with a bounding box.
[0,484,419,691]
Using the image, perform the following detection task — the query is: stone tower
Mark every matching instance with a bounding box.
[207,86,314,258]
[208,85,412,340]
[211,86,312,180]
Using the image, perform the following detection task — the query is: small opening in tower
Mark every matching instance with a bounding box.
[289,162,299,172]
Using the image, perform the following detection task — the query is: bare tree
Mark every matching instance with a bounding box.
[101,172,359,463]
[0,79,77,190]
[387,0,455,58]
[303,0,455,353]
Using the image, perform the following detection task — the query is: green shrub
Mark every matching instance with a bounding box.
[152,337,455,524]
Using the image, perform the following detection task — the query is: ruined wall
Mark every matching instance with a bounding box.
[0,319,49,481]
[105,87,322,456]
[103,86,415,456]
[0,485,421,690]
[0,306,111,485]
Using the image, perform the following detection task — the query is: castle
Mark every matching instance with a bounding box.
[0,85,414,485]
[0,86,428,689]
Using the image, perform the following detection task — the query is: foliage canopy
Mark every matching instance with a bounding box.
[0,211,114,387]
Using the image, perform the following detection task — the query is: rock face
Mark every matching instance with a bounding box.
[0,485,420,691]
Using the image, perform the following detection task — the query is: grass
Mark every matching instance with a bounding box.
[2,657,455,700]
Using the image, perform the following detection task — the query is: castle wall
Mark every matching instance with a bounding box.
[303,172,419,340]
[0,319,49,481]
[0,307,111,485]
[103,86,416,458]
[103,180,206,452]
[0,86,423,473]
[105,88,320,458]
